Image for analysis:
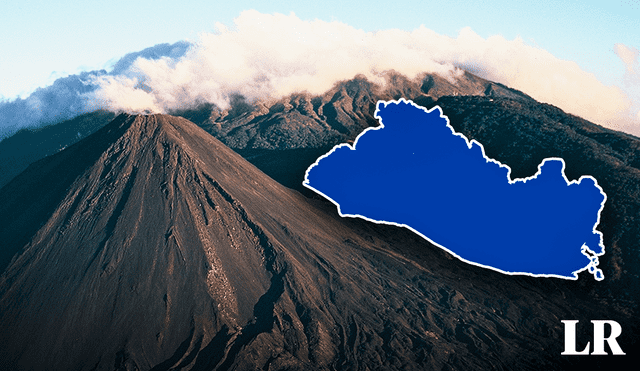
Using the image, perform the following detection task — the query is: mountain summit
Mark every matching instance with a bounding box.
[0,113,633,370]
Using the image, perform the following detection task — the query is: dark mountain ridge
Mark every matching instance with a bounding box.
[0,110,116,188]
[1,113,634,370]
[179,70,534,150]
[0,70,532,191]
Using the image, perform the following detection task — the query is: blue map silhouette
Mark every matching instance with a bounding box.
[304,99,607,280]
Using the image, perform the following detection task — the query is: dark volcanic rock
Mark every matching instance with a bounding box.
[176,71,534,152]
[168,71,535,194]
[0,113,636,370]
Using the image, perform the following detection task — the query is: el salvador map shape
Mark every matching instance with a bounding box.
[303,99,607,281]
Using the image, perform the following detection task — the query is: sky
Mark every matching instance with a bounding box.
[0,0,639,135]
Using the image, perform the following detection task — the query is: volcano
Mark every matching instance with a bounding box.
[0,113,635,370]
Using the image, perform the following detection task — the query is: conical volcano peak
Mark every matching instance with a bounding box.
[0,112,295,369]
[66,111,272,192]
[95,112,221,155]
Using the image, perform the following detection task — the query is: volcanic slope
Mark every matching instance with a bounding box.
[0,114,631,370]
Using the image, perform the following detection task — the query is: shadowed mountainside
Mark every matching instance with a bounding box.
[1,113,634,370]
[0,110,116,188]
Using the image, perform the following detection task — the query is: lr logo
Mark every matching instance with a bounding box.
[561,320,625,355]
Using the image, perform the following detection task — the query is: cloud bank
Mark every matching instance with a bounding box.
[1,10,638,137]
[0,41,190,139]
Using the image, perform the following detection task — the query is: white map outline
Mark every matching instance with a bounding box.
[303,98,608,281]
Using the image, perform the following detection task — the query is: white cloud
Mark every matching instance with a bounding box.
[405,26,633,129]
[3,10,639,137]
[87,11,637,134]
[89,75,161,113]
[87,10,460,113]
[0,41,190,138]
